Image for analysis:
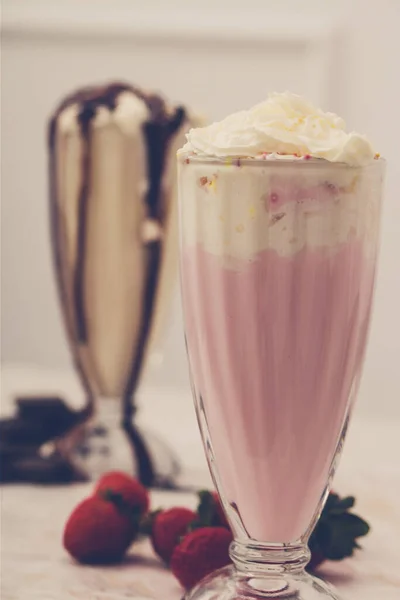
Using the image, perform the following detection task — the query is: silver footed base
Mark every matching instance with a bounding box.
[185,566,342,600]
[63,398,181,487]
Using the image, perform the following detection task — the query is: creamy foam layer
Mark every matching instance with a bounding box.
[178,158,382,262]
[181,92,377,166]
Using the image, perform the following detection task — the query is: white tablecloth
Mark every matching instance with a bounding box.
[1,365,400,599]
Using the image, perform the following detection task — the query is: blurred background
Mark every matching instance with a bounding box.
[2,0,400,418]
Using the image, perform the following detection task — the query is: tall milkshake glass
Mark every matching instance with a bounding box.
[178,134,384,597]
[49,83,197,485]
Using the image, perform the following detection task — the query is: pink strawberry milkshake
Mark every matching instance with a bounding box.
[178,94,384,545]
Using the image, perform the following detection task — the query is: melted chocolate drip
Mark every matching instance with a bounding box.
[48,82,186,485]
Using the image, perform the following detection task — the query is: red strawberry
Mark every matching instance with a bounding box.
[63,496,137,564]
[151,507,196,563]
[171,527,233,590]
[95,471,149,516]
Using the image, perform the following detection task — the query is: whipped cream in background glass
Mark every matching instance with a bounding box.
[178,93,385,600]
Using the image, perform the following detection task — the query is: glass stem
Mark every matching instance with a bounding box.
[230,540,310,596]
[95,396,122,430]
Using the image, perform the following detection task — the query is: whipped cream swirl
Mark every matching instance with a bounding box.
[182,92,376,166]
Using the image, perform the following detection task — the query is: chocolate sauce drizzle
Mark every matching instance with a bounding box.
[48,82,186,486]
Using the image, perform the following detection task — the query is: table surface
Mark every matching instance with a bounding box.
[1,365,400,600]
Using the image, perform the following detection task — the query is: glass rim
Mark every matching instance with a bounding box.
[178,151,385,171]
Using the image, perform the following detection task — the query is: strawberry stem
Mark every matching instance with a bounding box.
[308,492,370,570]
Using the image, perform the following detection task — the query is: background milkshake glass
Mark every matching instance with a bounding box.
[49,83,196,485]
[178,94,385,599]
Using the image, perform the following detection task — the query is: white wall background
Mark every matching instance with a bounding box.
[2,0,400,416]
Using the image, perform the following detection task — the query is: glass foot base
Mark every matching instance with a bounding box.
[185,566,342,600]
[67,420,181,488]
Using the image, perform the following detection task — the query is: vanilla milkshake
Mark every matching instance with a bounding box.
[49,83,199,482]
[178,93,384,557]
[49,83,195,399]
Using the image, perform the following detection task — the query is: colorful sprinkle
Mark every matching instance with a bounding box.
[339,175,358,194]
[270,193,279,204]
[198,174,218,192]
[323,181,338,195]
[270,212,286,225]
[208,178,217,192]
[235,224,244,233]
